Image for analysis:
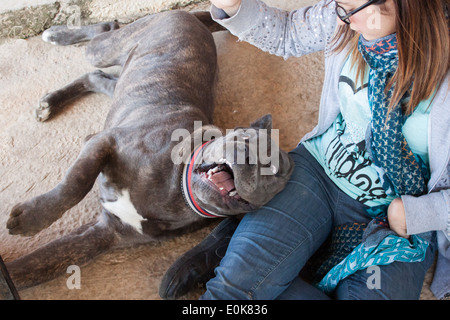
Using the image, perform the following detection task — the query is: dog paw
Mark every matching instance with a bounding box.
[42,26,70,46]
[7,202,48,237]
[35,96,52,122]
[42,22,120,46]
[42,25,85,46]
[100,21,121,32]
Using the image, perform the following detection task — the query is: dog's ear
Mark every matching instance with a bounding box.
[250,114,272,133]
[276,150,294,179]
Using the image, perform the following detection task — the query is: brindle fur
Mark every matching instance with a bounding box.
[6,11,294,289]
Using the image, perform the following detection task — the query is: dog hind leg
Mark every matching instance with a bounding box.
[36,70,117,122]
[42,21,120,46]
[83,14,163,69]
[80,11,223,69]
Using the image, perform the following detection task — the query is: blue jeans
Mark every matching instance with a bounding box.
[200,145,435,300]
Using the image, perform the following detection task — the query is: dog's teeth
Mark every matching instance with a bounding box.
[219,187,224,191]
[218,158,233,169]
[211,166,220,173]
[228,190,237,197]
[207,166,220,177]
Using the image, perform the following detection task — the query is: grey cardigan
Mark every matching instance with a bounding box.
[211,0,450,299]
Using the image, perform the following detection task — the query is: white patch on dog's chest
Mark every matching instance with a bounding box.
[101,189,147,234]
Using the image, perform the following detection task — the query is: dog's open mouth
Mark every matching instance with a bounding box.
[194,160,244,201]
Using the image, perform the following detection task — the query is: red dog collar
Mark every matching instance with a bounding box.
[181,141,227,218]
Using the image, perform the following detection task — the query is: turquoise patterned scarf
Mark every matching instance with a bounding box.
[359,33,427,196]
[317,34,431,293]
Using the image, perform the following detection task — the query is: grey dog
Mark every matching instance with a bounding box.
[5,10,294,289]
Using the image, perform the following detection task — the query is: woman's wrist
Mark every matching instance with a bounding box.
[222,1,241,17]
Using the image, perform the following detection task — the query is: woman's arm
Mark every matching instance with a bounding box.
[388,189,449,238]
[402,190,450,236]
[210,0,242,17]
[210,0,338,59]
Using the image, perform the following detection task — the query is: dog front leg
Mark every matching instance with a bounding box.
[7,132,115,237]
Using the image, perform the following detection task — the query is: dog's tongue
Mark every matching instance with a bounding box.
[210,171,235,193]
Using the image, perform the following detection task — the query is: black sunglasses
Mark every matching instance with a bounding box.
[335,0,378,24]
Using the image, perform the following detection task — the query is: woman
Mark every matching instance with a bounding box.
[160,0,450,300]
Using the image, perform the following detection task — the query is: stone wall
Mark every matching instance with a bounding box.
[0,0,205,42]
